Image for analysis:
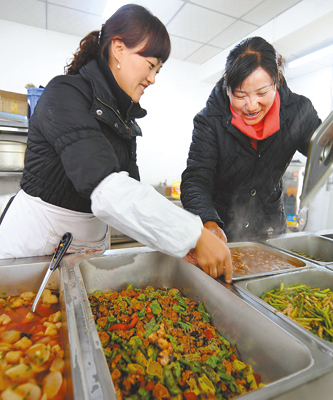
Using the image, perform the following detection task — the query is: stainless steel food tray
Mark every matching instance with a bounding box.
[65,248,333,400]
[321,232,333,241]
[300,110,333,209]
[265,233,333,266]
[0,256,88,399]
[228,241,313,281]
[235,266,333,355]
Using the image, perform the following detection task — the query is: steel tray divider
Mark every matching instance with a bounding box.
[65,254,118,400]
[60,261,92,400]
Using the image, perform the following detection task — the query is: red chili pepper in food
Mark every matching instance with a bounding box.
[204,329,214,339]
[108,323,127,331]
[145,381,155,391]
[108,344,120,349]
[127,314,139,329]
[146,305,151,313]
[184,392,198,400]
[254,373,261,385]
[137,375,145,388]
[146,313,154,320]
[108,313,138,331]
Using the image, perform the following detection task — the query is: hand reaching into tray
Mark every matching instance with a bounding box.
[203,221,227,243]
[183,228,233,282]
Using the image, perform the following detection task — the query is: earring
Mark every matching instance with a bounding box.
[117,59,121,69]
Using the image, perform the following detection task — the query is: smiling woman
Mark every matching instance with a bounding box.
[228,70,276,126]
[181,36,322,243]
[109,40,163,103]
[0,4,232,283]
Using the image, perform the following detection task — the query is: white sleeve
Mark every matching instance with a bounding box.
[90,172,203,257]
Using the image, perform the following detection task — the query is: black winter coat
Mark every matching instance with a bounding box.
[181,78,321,242]
[21,58,146,213]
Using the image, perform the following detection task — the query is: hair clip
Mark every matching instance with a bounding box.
[98,24,104,45]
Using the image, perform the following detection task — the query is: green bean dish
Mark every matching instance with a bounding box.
[261,283,333,341]
[88,284,264,400]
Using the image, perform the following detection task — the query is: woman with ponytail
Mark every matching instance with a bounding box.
[0,4,232,282]
[181,36,321,243]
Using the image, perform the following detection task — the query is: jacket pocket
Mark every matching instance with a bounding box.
[263,195,286,236]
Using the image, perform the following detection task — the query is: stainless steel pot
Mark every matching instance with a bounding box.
[0,140,26,171]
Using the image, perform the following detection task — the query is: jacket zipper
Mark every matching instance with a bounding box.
[126,101,134,123]
[96,97,131,132]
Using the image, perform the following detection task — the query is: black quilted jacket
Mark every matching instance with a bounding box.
[181,77,321,242]
[21,58,146,212]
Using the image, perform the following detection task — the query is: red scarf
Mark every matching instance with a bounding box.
[230,91,280,149]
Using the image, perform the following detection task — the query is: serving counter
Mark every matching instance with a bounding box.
[0,230,332,400]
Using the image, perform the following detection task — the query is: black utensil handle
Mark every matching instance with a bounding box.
[49,232,73,271]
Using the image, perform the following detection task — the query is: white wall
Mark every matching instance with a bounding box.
[137,58,213,185]
[0,20,80,91]
[0,19,213,187]
[287,65,333,165]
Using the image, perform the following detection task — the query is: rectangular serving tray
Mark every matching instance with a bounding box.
[321,233,333,241]
[0,256,89,400]
[265,233,333,266]
[235,266,333,355]
[64,248,333,400]
[227,241,314,281]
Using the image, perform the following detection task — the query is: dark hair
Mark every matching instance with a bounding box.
[65,4,171,75]
[223,37,285,94]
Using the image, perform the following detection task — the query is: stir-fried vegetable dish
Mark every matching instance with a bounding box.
[0,289,68,399]
[88,284,264,400]
[261,283,333,341]
[291,251,324,262]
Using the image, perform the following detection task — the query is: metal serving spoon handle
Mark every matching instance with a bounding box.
[31,232,73,313]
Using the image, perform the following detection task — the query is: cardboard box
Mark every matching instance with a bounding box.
[0,90,28,116]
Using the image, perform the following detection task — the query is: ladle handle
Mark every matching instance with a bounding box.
[49,232,73,271]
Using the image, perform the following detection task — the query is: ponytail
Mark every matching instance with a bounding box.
[65,31,101,75]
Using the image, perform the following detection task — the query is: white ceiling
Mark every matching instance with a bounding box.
[1,0,333,82]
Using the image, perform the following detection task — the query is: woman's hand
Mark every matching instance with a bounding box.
[183,228,232,282]
[204,221,227,243]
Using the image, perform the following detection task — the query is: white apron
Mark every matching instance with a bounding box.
[0,172,203,260]
[0,190,110,259]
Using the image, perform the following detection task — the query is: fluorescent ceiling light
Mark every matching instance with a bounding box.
[287,43,333,68]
